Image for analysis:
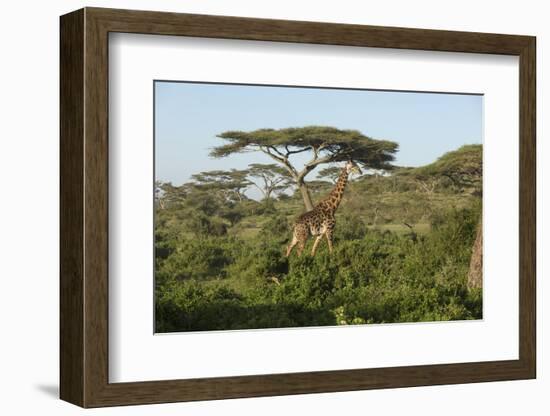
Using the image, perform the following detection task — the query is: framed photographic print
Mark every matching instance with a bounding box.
[60,7,536,408]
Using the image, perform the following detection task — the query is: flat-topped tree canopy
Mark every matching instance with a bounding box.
[407,144,482,189]
[212,126,399,211]
[212,126,398,170]
[191,169,251,202]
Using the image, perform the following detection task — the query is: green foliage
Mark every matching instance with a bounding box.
[157,237,238,283]
[212,126,399,171]
[247,163,293,200]
[191,168,251,202]
[154,144,483,332]
[334,213,368,241]
[406,144,482,192]
[210,126,399,211]
[155,203,482,332]
[317,166,342,182]
[261,214,291,241]
[185,213,228,237]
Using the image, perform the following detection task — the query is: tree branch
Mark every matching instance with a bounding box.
[306,154,337,169]
[258,145,285,163]
[251,182,267,197]
[293,148,340,182]
[285,146,310,157]
[268,145,286,159]
[258,146,299,178]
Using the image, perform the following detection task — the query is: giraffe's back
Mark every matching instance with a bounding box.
[296,207,333,236]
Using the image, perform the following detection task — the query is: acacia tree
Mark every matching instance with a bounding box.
[211,126,398,211]
[191,169,251,202]
[304,180,333,196]
[413,144,483,289]
[246,163,292,201]
[317,166,343,184]
[156,181,194,209]
[417,145,482,192]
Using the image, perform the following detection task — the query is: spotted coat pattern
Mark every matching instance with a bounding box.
[286,161,360,257]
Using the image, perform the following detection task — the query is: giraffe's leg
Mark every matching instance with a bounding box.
[311,235,323,256]
[296,237,307,257]
[325,229,334,254]
[285,233,299,257]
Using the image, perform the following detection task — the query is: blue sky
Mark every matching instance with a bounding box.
[155,81,482,190]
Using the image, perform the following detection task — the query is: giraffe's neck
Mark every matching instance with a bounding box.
[325,167,349,211]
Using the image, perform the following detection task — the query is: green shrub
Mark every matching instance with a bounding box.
[157,237,239,282]
[155,195,482,331]
[261,214,290,241]
[334,213,368,241]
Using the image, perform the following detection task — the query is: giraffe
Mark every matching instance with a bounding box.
[285,160,362,257]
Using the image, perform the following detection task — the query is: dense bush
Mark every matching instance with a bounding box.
[154,144,483,332]
[261,214,291,241]
[155,199,482,332]
[334,213,368,240]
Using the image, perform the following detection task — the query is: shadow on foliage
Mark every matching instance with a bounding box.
[156,298,336,333]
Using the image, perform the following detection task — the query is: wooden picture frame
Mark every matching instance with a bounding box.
[60,7,536,408]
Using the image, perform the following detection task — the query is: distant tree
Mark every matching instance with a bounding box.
[246,163,292,201]
[183,187,222,217]
[413,144,482,193]
[218,206,245,226]
[302,180,333,196]
[317,166,342,183]
[411,144,483,289]
[211,126,398,211]
[392,166,439,195]
[191,169,251,202]
[156,181,193,209]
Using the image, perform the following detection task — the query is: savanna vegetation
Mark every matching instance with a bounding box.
[155,126,482,332]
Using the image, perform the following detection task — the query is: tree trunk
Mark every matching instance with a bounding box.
[467,220,483,289]
[298,180,314,211]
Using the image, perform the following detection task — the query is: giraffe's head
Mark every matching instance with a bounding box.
[345,160,362,176]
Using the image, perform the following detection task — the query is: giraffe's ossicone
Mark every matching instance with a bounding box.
[286,160,362,257]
